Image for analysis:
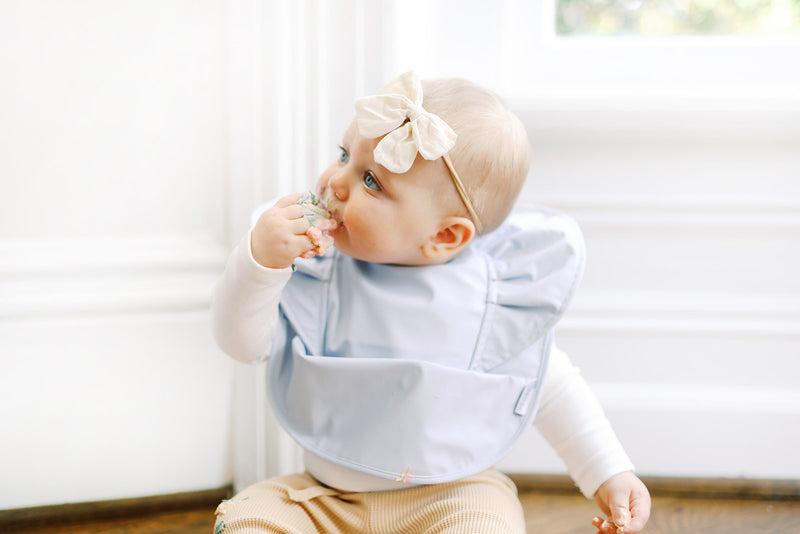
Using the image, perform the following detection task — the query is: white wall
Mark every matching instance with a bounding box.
[498,99,800,480]
[3,0,798,511]
[388,0,800,481]
[0,0,391,509]
[0,0,233,509]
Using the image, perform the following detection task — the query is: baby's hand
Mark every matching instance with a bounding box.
[251,193,315,269]
[591,471,651,534]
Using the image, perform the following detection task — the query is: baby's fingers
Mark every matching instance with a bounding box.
[622,492,651,534]
[591,517,615,534]
[313,217,340,232]
[289,216,311,235]
[274,192,304,208]
[278,234,318,259]
[611,505,631,530]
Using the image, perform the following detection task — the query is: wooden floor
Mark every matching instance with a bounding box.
[10,494,800,534]
[520,490,800,534]
[6,484,800,533]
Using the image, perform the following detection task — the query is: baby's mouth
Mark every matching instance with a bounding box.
[329,207,344,227]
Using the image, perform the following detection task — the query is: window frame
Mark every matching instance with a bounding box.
[500,0,800,100]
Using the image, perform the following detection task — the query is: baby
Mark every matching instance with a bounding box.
[212,71,650,534]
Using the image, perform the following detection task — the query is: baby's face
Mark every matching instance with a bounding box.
[317,120,454,265]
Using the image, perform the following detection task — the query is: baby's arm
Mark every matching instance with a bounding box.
[211,197,307,363]
[534,347,651,534]
[212,192,338,363]
[211,230,289,363]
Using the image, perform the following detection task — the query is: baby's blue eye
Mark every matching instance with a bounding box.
[363,172,380,191]
[338,146,349,163]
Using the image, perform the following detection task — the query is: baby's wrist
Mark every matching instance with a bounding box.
[246,231,293,272]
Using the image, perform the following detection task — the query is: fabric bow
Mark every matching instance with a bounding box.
[354,71,457,174]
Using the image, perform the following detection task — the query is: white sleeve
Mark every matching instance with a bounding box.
[210,230,292,364]
[533,345,635,498]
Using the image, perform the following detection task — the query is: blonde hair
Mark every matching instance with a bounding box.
[422,78,531,234]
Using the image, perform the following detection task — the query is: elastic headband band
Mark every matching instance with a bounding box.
[442,153,482,234]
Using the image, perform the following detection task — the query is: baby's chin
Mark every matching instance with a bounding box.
[328,231,370,262]
[331,238,422,266]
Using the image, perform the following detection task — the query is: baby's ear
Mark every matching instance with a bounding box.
[421,216,476,262]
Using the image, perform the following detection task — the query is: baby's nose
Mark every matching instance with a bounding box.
[327,171,348,201]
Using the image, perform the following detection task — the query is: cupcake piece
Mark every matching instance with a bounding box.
[296,189,339,258]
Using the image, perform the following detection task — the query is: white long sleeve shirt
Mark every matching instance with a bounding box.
[212,231,634,498]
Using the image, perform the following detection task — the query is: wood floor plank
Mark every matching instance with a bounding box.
[7,489,800,533]
[635,496,800,534]
[15,509,213,534]
[520,491,800,534]
[0,487,231,531]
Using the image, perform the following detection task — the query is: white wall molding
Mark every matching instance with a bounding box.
[511,95,800,143]
[593,383,800,416]
[561,290,800,337]
[0,235,227,275]
[535,197,800,231]
[0,235,227,319]
[498,382,800,480]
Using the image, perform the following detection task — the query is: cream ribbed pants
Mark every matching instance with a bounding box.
[213,469,525,534]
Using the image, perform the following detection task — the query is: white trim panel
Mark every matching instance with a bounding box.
[0,235,227,319]
[498,383,800,480]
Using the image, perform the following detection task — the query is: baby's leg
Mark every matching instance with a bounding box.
[213,472,363,534]
[366,469,526,534]
[422,469,525,534]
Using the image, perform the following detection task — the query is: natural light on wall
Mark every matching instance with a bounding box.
[388,0,800,101]
[557,0,800,36]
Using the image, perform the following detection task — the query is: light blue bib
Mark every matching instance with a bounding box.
[268,205,585,484]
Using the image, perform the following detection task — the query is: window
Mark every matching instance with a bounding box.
[557,0,800,36]
[386,0,800,99]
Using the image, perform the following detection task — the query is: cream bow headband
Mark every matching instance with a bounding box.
[354,71,483,234]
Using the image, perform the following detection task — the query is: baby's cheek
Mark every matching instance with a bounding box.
[354,207,383,231]
[362,223,401,255]
[346,212,380,245]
